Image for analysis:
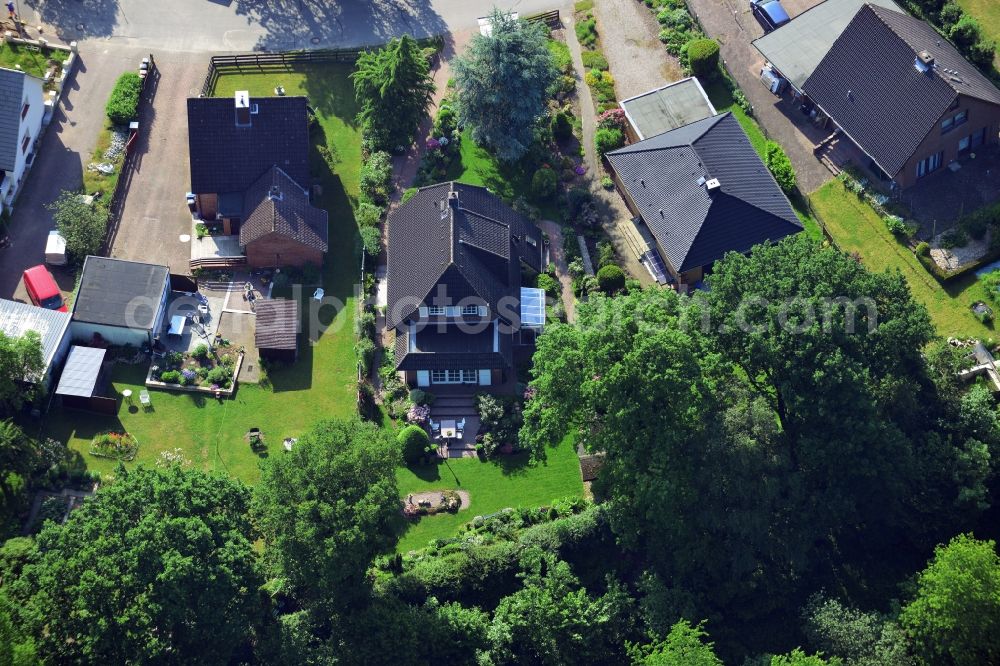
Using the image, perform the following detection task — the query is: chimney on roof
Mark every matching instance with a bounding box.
[915,50,934,74]
[268,184,283,202]
[235,90,251,127]
[448,190,460,209]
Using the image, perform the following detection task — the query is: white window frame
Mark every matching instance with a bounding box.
[462,305,480,315]
[427,306,446,316]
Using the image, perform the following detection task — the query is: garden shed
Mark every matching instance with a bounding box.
[70,256,170,348]
[254,299,299,362]
[55,346,116,414]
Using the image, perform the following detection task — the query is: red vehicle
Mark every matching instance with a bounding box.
[22,265,66,312]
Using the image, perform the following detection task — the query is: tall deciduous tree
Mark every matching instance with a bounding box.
[7,465,263,663]
[521,235,998,646]
[352,35,435,151]
[453,8,557,161]
[630,620,723,666]
[253,418,401,614]
[0,332,42,417]
[45,190,108,263]
[900,534,1000,665]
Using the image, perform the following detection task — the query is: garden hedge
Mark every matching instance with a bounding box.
[105,72,143,125]
[687,38,720,79]
[594,127,624,157]
[764,141,796,193]
[398,425,431,464]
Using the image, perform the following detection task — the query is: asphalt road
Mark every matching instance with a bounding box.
[0,44,134,302]
[22,0,571,53]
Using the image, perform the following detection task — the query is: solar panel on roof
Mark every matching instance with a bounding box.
[520,287,546,329]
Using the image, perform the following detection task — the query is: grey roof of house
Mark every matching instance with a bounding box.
[803,4,1000,178]
[620,77,717,140]
[187,96,310,194]
[55,345,106,397]
[607,113,801,272]
[239,166,328,253]
[0,298,70,369]
[385,182,543,329]
[753,0,903,90]
[0,68,26,172]
[394,324,512,372]
[254,298,298,350]
[72,256,169,330]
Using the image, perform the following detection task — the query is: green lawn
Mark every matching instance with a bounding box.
[956,0,1000,67]
[0,42,59,81]
[445,128,563,221]
[703,78,823,241]
[810,179,992,340]
[41,64,364,485]
[395,434,584,552]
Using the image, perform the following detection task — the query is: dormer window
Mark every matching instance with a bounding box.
[427,306,446,315]
[462,305,484,315]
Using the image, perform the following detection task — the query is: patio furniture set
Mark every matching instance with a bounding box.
[430,418,465,441]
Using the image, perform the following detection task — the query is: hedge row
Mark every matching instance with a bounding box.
[105,72,142,125]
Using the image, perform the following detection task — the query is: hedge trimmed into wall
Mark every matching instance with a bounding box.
[105,72,142,125]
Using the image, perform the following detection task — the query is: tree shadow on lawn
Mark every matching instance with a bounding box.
[301,63,361,131]
[493,451,540,477]
[407,461,442,483]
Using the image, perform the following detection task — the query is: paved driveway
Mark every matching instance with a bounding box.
[686,0,834,193]
[0,44,126,301]
[107,50,206,274]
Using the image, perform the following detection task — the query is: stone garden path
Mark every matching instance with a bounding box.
[539,220,578,323]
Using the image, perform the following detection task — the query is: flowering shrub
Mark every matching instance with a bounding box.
[425,136,442,150]
[574,165,586,176]
[407,403,430,425]
[90,431,138,461]
[596,108,627,132]
[181,369,197,384]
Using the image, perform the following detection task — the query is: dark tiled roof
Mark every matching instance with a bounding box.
[385,182,543,329]
[0,68,26,172]
[240,167,328,252]
[803,4,1000,177]
[187,96,310,194]
[72,256,169,329]
[394,324,512,371]
[607,113,801,272]
[254,299,299,351]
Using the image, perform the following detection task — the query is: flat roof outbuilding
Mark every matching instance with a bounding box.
[72,256,169,330]
[55,345,106,398]
[620,77,717,140]
[0,298,70,372]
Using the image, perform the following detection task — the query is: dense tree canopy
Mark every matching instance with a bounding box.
[352,35,435,151]
[254,418,401,615]
[522,235,1000,652]
[453,9,557,161]
[900,534,1000,665]
[6,465,263,663]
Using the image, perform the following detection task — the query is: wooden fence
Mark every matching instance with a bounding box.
[196,9,561,97]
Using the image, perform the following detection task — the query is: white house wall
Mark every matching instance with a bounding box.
[2,75,44,209]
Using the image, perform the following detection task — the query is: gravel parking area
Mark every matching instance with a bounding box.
[592,0,683,98]
[108,50,207,274]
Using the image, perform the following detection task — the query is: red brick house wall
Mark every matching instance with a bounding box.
[244,232,323,268]
[896,95,1000,189]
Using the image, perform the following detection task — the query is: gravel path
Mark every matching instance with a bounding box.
[539,220,577,323]
[565,11,655,286]
[592,0,683,99]
[407,489,472,511]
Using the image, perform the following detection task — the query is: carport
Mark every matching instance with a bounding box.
[55,346,116,415]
